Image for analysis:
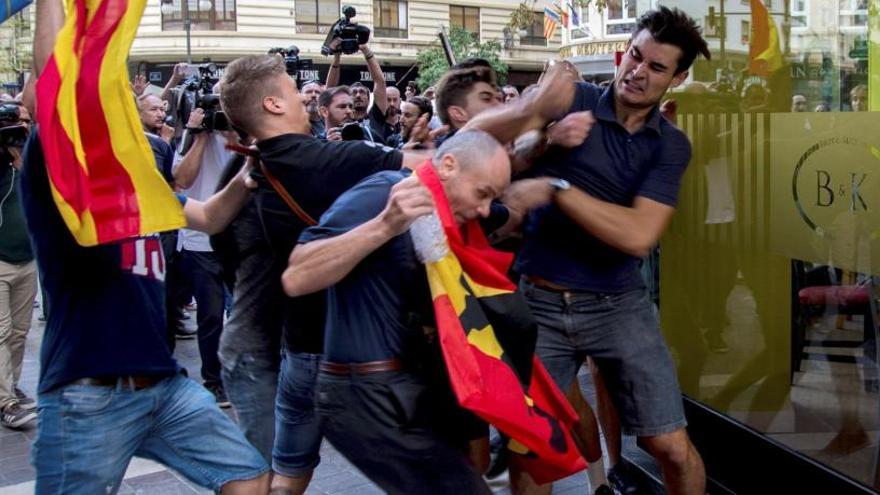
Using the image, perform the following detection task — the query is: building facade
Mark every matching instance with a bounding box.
[129,0,564,90]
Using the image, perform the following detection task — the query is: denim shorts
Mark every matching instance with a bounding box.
[221,351,280,463]
[272,350,323,477]
[32,373,269,494]
[521,280,687,437]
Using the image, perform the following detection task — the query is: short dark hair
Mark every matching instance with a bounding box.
[319,85,351,108]
[220,55,287,136]
[634,7,710,74]
[435,66,496,125]
[407,80,418,92]
[350,81,370,93]
[406,96,433,120]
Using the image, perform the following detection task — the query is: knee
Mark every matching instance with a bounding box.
[642,431,695,470]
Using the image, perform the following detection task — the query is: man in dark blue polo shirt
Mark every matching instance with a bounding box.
[509,7,710,495]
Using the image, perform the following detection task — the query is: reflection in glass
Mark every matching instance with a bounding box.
[659,0,878,488]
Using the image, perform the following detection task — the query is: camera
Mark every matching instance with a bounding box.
[268,45,302,77]
[340,122,365,141]
[321,6,370,56]
[175,63,230,133]
[0,104,27,148]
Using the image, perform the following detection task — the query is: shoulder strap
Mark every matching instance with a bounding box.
[259,161,318,227]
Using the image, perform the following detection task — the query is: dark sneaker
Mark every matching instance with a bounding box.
[594,484,615,495]
[2,402,37,429]
[14,388,36,411]
[608,462,648,495]
[175,326,197,340]
[207,384,231,408]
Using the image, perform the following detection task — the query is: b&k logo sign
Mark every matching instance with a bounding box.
[792,136,878,237]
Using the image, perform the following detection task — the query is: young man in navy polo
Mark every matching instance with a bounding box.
[509,7,710,495]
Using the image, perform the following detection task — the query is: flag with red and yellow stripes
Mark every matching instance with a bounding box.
[417,163,586,484]
[748,0,784,76]
[35,0,184,247]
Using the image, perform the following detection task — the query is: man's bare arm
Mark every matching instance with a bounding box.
[326,53,342,87]
[282,176,433,296]
[172,131,208,189]
[183,159,255,234]
[362,45,388,115]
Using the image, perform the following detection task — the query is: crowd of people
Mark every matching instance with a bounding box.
[0,2,716,494]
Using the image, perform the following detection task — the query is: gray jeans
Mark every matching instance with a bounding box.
[0,260,37,409]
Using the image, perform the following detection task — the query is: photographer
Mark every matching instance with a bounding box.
[317,86,355,142]
[327,44,389,144]
[171,104,239,408]
[0,103,37,430]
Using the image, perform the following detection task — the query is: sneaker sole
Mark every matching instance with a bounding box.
[175,334,197,340]
[17,402,36,411]
[3,411,37,428]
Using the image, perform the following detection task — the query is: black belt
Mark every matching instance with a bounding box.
[319,358,403,376]
[70,375,166,391]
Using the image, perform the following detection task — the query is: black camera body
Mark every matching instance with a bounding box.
[0,104,27,148]
[176,63,230,132]
[340,121,365,141]
[321,6,370,56]
[268,45,301,77]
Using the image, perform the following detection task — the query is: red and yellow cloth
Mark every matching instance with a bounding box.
[36,0,184,246]
[416,163,586,484]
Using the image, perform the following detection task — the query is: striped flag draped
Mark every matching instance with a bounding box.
[35,0,184,246]
[416,163,586,484]
[543,6,560,40]
[0,0,31,24]
[748,0,784,76]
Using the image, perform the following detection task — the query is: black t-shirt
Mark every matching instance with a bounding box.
[19,130,180,393]
[299,169,434,363]
[146,132,174,184]
[253,133,403,354]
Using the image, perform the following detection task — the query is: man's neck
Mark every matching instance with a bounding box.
[353,109,367,121]
[614,100,654,135]
[309,112,321,123]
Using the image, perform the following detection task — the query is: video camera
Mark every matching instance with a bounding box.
[0,104,27,148]
[321,6,370,56]
[268,45,302,77]
[175,63,230,133]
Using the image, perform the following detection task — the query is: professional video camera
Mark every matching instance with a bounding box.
[0,104,27,148]
[340,121,365,141]
[321,6,370,56]
[268,45,302,77]
[175,63,230,133]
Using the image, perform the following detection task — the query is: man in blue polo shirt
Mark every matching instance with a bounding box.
[509,7,710,495]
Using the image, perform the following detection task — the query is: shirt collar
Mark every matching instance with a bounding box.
[595,85,663,136]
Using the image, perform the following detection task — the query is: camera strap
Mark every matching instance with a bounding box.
[258,161,317,226]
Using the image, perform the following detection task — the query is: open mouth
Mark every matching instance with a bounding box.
[622,80,643,93]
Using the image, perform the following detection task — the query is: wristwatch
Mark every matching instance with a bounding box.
[548,178,571,195]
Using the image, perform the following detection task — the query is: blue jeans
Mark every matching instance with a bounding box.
[272,350,322,478]
[32,374,268,494]
[179,250,225,386]
[521,281,687,437]
[221,351,280,463]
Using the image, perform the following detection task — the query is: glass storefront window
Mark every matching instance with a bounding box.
[656,0,879,489]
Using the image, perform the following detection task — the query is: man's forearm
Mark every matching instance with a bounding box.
[184,176,252,235]
[172,134,208,188]
[326,53,341,87]
[363,47,387,114]
[282,216,395,297]
[34,0,65,77]
[555,188,672,258]
[463,99,547,146]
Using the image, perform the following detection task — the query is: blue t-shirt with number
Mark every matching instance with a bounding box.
[19,130,181,393]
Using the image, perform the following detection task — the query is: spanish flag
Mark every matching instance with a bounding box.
[35,0,184,246]
[748,0,785,76]
[417,163,586,484]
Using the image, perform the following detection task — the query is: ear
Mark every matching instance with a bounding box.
[670,70,688,90]
[446,105,469,126]
[319,106,329,120]
[435,153,459,181]
[262,95,284,116]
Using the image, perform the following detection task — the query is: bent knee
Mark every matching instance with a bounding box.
[641,430,695,468]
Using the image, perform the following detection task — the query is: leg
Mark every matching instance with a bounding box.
[8,261,37,387]
[588,358,621,464]
[0,264,16,410]
[221,352,279,462]
[32,383,152,494]
[181,250,225,387]
[137,375,269,492]
[271,351,323,495]
[640,429,705,495]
